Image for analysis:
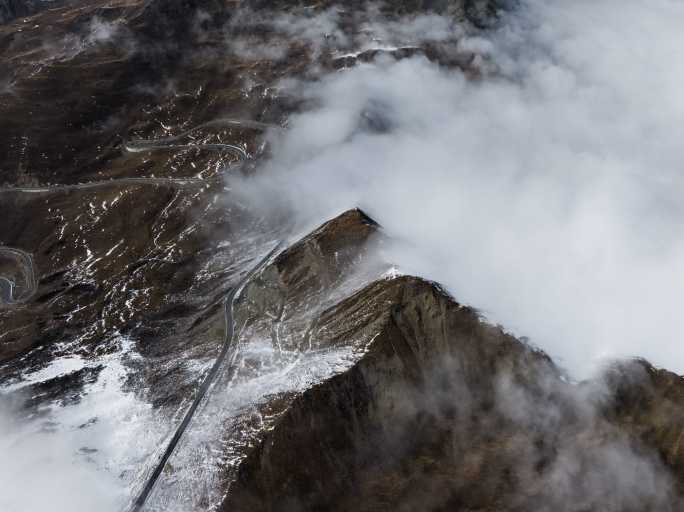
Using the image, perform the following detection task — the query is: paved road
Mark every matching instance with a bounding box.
[124,118,280,157]
[0,247,36,305]
[0,118,281,195]
[0,277,15,304]
[127,241,284,512]
[0,176,213,195]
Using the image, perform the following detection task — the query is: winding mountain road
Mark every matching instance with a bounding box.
[124,118,280,157]
[0,247,37,305]
[0,177,212,195]
[0,118,281,195]
[128,241,284,512]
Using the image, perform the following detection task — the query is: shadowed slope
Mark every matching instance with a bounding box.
[223,272,684,512]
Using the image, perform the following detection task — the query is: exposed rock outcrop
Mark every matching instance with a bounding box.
[235,208,383,352]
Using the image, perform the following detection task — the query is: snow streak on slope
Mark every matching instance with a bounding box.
[144,339,362,512]
[0,336,165,512]
[233,0,684,377]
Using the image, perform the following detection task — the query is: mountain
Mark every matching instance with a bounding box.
[0,2,682,512]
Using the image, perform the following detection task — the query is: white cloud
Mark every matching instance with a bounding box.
[0,337,164,512]
[232,0,684,377]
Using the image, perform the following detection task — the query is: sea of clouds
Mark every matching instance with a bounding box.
[234,0,684,378]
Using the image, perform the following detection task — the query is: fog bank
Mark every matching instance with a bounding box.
[0,337,163,512]
[233,0,684,377]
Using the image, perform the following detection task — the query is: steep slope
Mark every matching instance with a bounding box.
[223,272,684,511]
[137,208,386,511]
